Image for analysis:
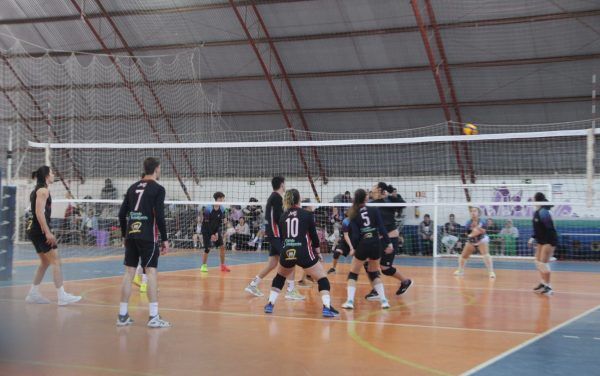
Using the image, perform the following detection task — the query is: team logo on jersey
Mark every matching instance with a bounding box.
[130,221,142,234]
[284,249,297,260]
[364,233,373,239]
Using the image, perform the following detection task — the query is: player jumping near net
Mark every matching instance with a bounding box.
[530,192,557,296]
[200,192,230,273]
[454,207,496,278]
[25,166,82,306]
[117,157,171,328]
[364,182,412,301]
[245,176,303,300]
[342,188,392,310]
[264,189,339,317]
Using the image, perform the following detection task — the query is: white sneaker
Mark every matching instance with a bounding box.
[148,315,171,328]
[285,288,306,301]
[58,293,82,306]
[341,300,354,310]
[25,292,51,304]
[453,269,464,276]
[381,298,390,309]
[244,284,264,297]
[489,271,496,279]
[116,314,134,327]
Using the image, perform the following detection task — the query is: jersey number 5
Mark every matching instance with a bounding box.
[286,217,299,238]
[134,189,145,211]
[361,211,371,226]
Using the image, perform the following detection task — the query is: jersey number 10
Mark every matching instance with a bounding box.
[286,217,299,238]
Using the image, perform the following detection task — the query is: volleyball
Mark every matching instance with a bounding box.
[463,123,479,135]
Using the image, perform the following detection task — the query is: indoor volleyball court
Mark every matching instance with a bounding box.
[0,1,599,375]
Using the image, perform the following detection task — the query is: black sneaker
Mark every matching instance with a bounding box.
[327,267,336,274]
[116,313,134,327]
[396,279,413,295]
[541,286,554,296]
[533,283,545,293]
[365,289,380,301]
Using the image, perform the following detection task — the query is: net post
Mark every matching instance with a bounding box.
[588,74,597,208]
[6,126,12,185]
[433,185,439,258]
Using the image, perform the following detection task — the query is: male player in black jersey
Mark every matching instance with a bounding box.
[117,157,171,328]
[200,192,230,272]
[25,166,81,306]
[264,189,338,317]
[364,182,412,300]
[245,176,302,299]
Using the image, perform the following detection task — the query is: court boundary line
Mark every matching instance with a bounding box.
[461,303,600,375]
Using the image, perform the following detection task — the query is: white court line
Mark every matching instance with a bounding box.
[0,261,266,289]
[562,335,580,339]
[462,304,600,375]
[0,297,536,336]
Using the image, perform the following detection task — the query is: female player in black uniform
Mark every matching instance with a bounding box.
[25,166,81,306]
[364,182,412,301]
[263,189,339,317]
[341,189,391,310]
[529,192,557,295]
[327,216,352,274]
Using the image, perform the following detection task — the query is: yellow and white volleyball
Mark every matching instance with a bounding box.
[463,123,479,135]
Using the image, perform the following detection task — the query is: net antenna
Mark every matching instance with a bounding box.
[588,74,597,208]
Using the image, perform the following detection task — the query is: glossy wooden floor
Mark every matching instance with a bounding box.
[1,262,600,376]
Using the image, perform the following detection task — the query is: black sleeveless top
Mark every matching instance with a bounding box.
[28,185,52,236]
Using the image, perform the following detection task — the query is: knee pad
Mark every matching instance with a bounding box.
[535,261,550,273]
[317,277,330,292]
[204,248,210,254]
[333,251,341,260]
[381,266,396,276]
[272,273,286,290]
[367,270,380,281]
[347,272,358,281]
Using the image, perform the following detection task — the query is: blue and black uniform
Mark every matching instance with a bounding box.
[532,207,557,246]
[279,207,320,269]
[119,179,168,268]
[334,217,352,259]
[27,185,56,254]
[202,205,225,252]
[349,206,391,261]
[465,218,489,245]
[372,194,404,266]
[265,191,284,257]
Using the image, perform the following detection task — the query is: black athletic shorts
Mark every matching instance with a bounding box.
[380,237,399,267]
[280,245,319,269]
[29,233,57,254]
[354,238,381,261]
[537,235,558,247]
[267,236,283,257]
[334,240,350,258]
[124,239,159,268]
[202,231,223,252]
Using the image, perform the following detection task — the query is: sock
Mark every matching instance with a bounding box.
[287,280,295,292]
[141,274,148,284]
[149,302,159,317]
[30,284,39,294]
[347,285,356,301]
[374,282,387,301]
[119,302,128,316]
[250,276,261,287]
[268,290,279,304]
[57,286,65,297]
[321,294,331,308]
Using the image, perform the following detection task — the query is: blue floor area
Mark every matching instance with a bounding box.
[2,249,600,287]
[475,308,600,376]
